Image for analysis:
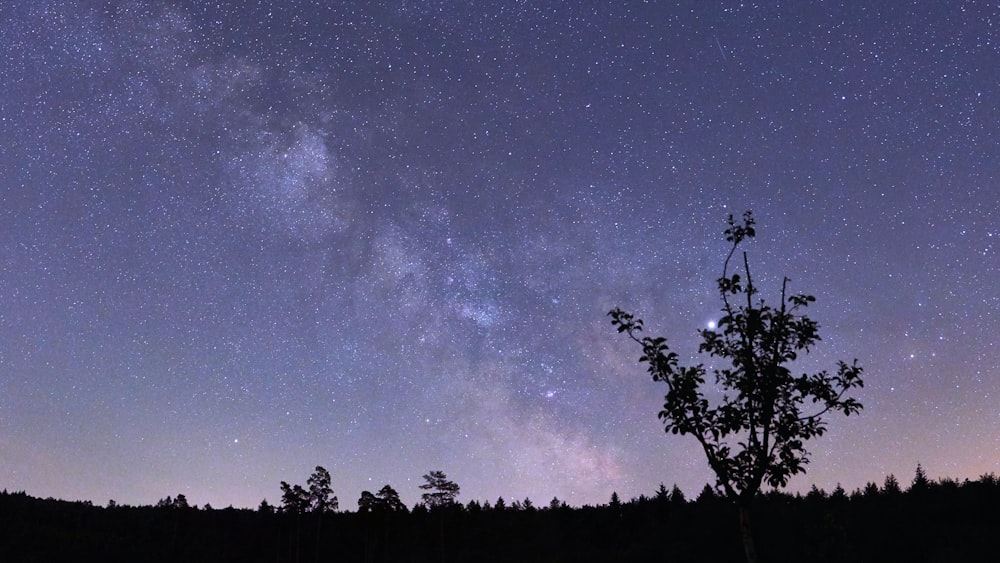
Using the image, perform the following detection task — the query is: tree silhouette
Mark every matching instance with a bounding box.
[280,466,338,563]
[8,474,1000,561]
[155,495,190,509]
[806,484,828,502]
[280,466,338,514]
[831,483,847,502]
[306,466,338,513]
[609,492,621,508]
[358,484,407,560]
[910,463,930,494]
[670,484,687,505]
[357,491,379,513]
[420,470,460,563]
[305,466,337,563]
[420,470,460,509]
[279,481,310,514]
[609,211,865,563]
[696,484,717,504]
[862,481,880,498]
[655,483,670,502]
[377,484,407,512]
[358,484,407,513]
[883,474,902,496]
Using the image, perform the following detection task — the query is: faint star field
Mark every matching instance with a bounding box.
[1,1,998,509]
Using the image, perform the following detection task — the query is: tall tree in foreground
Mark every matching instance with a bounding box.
[609,211,864,563]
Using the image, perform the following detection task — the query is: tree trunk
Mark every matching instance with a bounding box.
[738,502,758,563]
[314,513,322,563]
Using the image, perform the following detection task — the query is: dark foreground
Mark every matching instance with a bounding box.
[3,473,999,562]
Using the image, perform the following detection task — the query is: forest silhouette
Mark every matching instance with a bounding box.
[2,467,1000,562]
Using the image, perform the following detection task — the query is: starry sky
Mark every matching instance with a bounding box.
[2,1,998,510]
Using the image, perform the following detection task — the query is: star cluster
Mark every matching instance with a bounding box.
[1,1,998,509]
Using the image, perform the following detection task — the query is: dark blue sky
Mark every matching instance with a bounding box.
[1,1,998,509]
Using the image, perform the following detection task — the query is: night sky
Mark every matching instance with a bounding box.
[2,1,998,510]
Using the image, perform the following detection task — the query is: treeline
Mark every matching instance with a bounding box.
[2,467,1000,562]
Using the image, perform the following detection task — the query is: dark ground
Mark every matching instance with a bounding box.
[3,471,999,562]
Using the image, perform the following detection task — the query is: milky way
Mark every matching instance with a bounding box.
[1,1,998,509]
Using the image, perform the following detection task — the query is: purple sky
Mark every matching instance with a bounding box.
[1,1,998,509]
